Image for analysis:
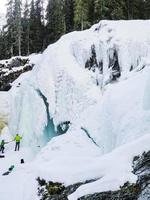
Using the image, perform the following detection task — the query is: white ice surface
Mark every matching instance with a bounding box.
[0,92,9,123]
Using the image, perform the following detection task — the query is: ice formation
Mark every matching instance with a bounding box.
[1,20,150,200]
[0,92,9,133]
[9,20,150,151]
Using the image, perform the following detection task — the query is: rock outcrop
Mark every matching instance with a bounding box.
[37,151,150,200]
[0,57,34,91]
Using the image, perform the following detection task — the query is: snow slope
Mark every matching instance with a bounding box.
[0,20,150,200]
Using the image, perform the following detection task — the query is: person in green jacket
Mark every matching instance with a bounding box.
[14,134,22,151]
[0,140,6,153]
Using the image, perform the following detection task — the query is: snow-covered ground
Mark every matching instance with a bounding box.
[0,20,150,200]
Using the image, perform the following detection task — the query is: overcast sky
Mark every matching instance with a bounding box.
[0,0,47,14]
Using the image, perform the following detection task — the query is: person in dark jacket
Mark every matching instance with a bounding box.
[0,140,6,153]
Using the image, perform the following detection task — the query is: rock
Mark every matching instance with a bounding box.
[37,151,150,200]
[85,45,121,86]
[56,121,71,134]
[133,151,150,200]
[79,182,140,200]
[37,177,95,200]
[0,57,34,91]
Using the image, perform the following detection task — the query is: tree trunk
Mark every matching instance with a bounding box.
[81,10,84,31]
[11,45,13,57]
[18,33,21,56]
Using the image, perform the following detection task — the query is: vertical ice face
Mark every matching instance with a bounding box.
[9,84,47,148]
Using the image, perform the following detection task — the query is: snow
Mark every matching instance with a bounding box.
[0,20,150,200]
[0,147,36,200]
[68,134,150,200]
[0,56,28,65]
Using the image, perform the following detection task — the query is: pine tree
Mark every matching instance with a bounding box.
[124,0,144,19]
[0,30,8,59]
[74,0,90,30]
[103,0,125,20]
[88,0,96,25]
[64,0,75,33]
[22,0,30,55]
[144,0,150,19]
[131,0,147,19]
[13,0,22,56]
[34,0,44,52]
[94,0,106,20]
[29,0,44,53]
[29,0,36,53]
[46,0,65,45]
[6,0,14,57]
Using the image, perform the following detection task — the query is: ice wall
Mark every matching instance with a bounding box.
[9,20,150,153]
[0,92,9,133]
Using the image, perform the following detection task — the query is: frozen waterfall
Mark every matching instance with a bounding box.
[8,20,150,155]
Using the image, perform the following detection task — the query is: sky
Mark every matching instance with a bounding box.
[0,0,47,14]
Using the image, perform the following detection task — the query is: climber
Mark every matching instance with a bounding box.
[0,140,6,154]
[14,134,22,151]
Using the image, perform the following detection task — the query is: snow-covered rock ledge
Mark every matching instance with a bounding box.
[0,55,41,91]
[37,150,150,200]
[1,20,150,200]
